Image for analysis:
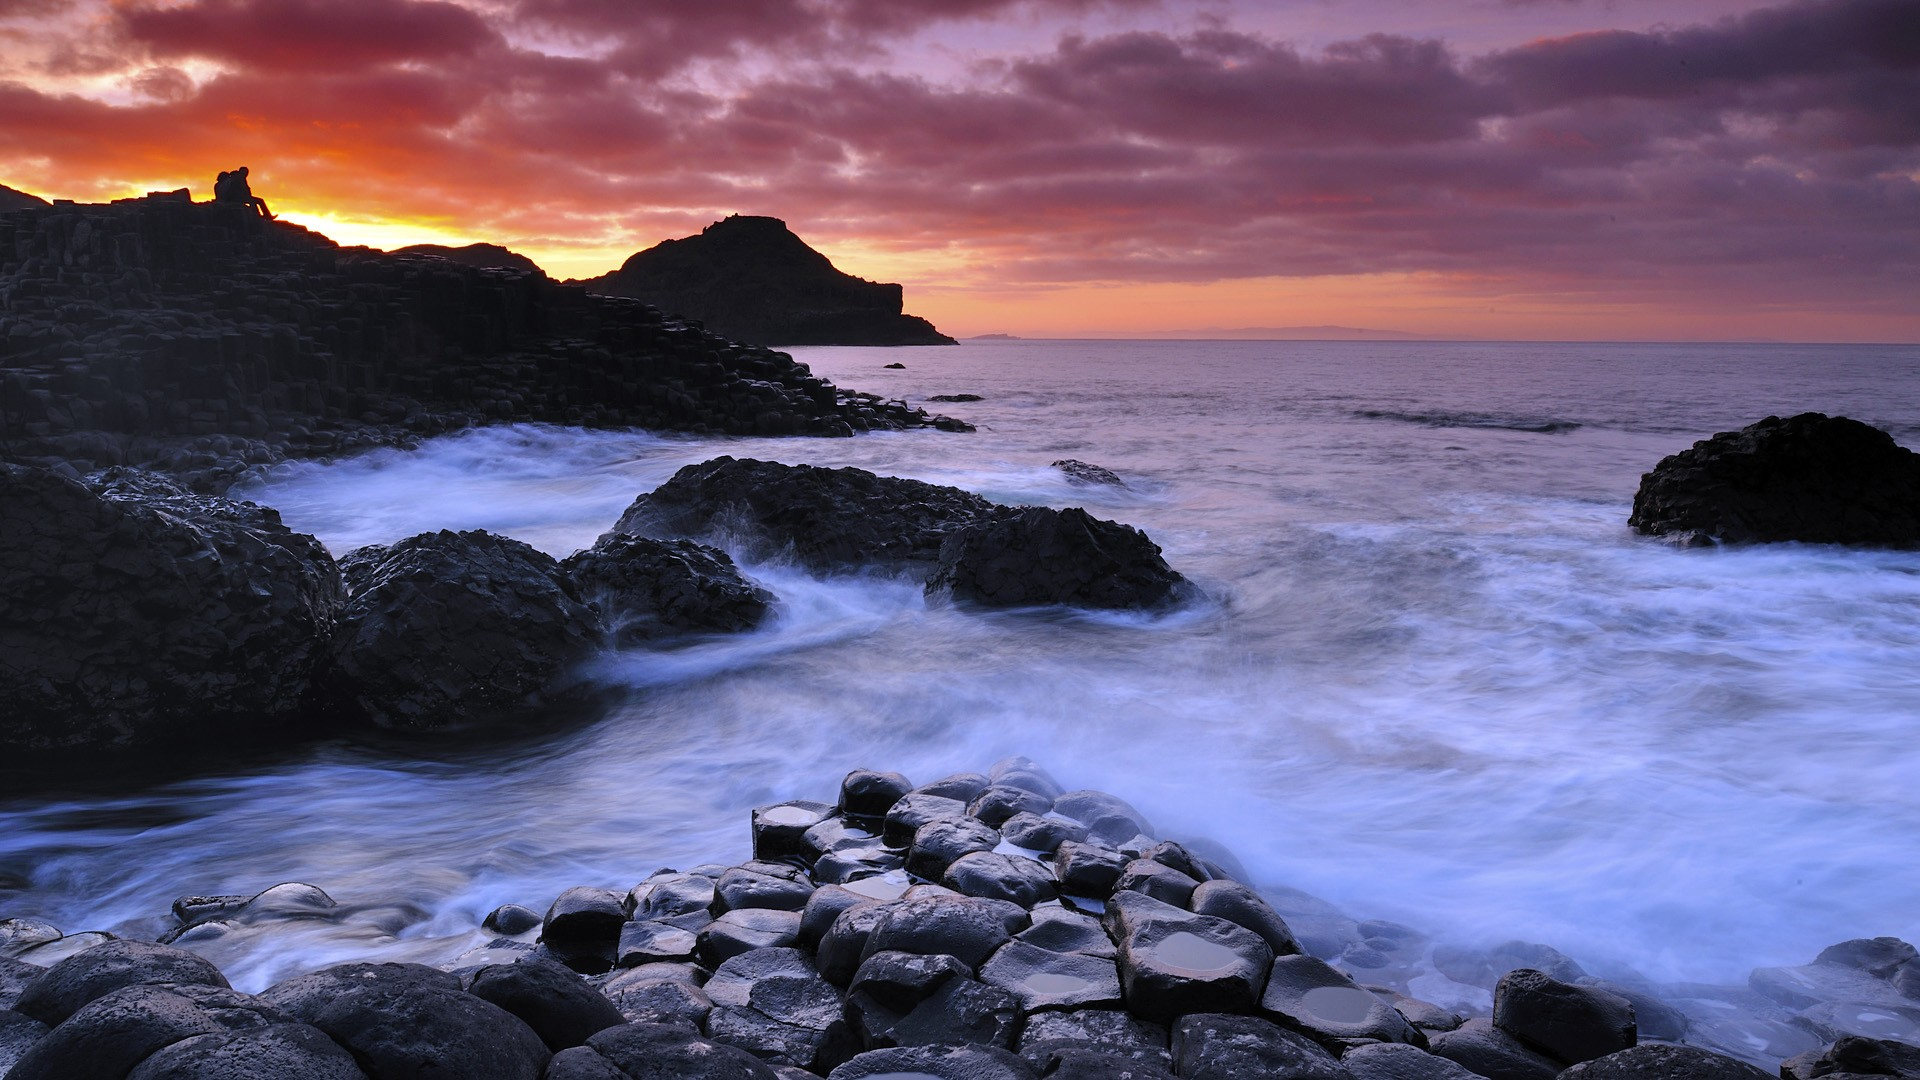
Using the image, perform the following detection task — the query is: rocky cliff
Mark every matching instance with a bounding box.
[577,215,955,347]
[1,183,49,212]
[394,242,543,274]
[0,193,965,489]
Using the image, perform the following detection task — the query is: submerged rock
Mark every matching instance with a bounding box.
[1629,413,1920,545]
[926,506,1192,611]
[0,464,343,753]
[1053,460,1127,487]
[562,535,773,643]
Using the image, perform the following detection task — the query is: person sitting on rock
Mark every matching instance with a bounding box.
[213,165,273,219]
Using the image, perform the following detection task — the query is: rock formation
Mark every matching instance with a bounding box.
[576,215,955,347]
[1629,413,1920,546]
[0,194,964,491]
[0,183,48,212]
[394,242,544,274]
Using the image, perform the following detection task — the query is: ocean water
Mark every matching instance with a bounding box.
[4,339,1919,1015]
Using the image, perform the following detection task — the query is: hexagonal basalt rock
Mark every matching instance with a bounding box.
[1490,967,1635,1066]
[828,1042,1037,1080]
[702,949,850,1071]
[626,873,720,923]
[1103,891,1273,1024]
[883,793,968,848]
[1170,1012,1349,1080]
[1188,880,1302,959]
[752,802,835,862]
[1260,954,1419,1049]
[1054,842,1132,900]
[906,817,1003,881]
[980,940,1123,1013]
[1016,1008,1172,1070]
[943,852,1060,907]
[699,909,803,967]
[14,940,230,1027]
[1018,904,1117,959]
[860,895,1030,971]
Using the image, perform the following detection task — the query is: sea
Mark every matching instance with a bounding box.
[3,339,1918,1023]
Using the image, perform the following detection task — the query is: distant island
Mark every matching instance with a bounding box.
[574,215,954,347]
[972,333,1022,340]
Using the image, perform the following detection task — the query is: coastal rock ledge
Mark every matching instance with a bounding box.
[1629,413,1920,546]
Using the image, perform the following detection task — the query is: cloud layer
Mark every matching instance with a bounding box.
[1,0,1914,336]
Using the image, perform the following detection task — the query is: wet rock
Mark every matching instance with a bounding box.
[1629,413,1920,545]
[989,758,1066,799]
[1052,791,1153,840]
[1138,841,1211,881]
[916,773,992,802]
[562,535,773,643]
[703,949,850,1071]
[1559,1043,1773,1079]
[1428,1017,1562,1080]
[587,1021,782,1079]
[261,961,549,1079]
[542,887,628,971]
[828,1042,1037,1080]
[1432,941,1588,989]
[1817,938,1920,980]
[1104,890,1273,1023]
[929,393,984,403]
[1341,1042,1483,1080]
[0,919,63,959]
[1261,954,1420,1048]
[8,983,294,1080]
[485,904,544,936]
[612,457,995,573]
[545,1045,632,1080]
[980,940,1123,1012]
[860,895,1029,970]
[817,903,893,985]
[1574,977,1686,1042]
[0,1010,50,1076]
[1782,1034,1920,1078]
[0,957,41,1010]
[926,506,1192,611]
[944,851,1060,907]
[854,976,1022,1051]
[1370,989,1463,1034]
[883,793,968,847]
[1019,904,1117,959]
[618,920,700,966]
[627,871,720,923]
[1054,842,1132,900]
[906,816,1002,880]
[753,801,836,862]
[1054,460,1127,487]
[1170,1012,1350,1080]
[0,465,343,753]
[969,784,1053,826]
[1491,968,1635,1066]
[597,965,714,1027]
[467,955,626,1051]
[330,530,598,731]
[799,886,872,950]
[124,1022,370,1080]
[699,908,803,966]
[1115,859,1201,908]
[717,868,815,913]
[849,951,973,1012]
[15,939,229,1026]
[1017,1008,1171,1069]
[839,769,914,824]
[1188,880,1303,958]
[803,816,884,861]
[1000,812,1086,853]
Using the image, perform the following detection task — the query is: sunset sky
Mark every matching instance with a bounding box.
[2,0,1915,341]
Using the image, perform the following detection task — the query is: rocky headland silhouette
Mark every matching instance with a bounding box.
[576,215,956,347]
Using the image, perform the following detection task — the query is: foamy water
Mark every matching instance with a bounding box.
[3,339,1918,1005]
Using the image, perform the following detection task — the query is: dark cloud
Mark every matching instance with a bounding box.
[119,0,500,72]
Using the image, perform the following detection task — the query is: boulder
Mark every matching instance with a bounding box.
[1001,812,1086,853]
[1628,413,1920,545]
[1428,1017,1562,1080]
[1170,1012,1350,1079]
[838,769,914,823]
[1782,1034,1920,1079]
[1559,1043,1773,1079]
[1019,904,1117,959]
[699,909,803,966]
[715,868,815,913]
[563,535,773,643]
[906,817,1003,881]
[1017,1008,1171,1069]
[330,530,599,731]
[1490,968,1634,1066]
[0,1010,49,1077]
[1260,954,1421,1048]
[7,983,297,1080]
[122,1023,369,1080]
[466,956,626,1051]
[752,801,835,862]
[1054,460,1128,487]
[1103,890,1273,1023]
[484,904,544,936]
[542,887,628,971]
[1188,880,1302,958]
[586,1021,782,1079]
[859,895,1030,971]
[617,921,700,966]
[1054,842,1133,900]
[1115,859,1201,908]
[980,940,1124,1012]
[926,506,1192,610]
[829,1042,1037,1080]
[1027,1047,1178,1079]
[610,457,995,573]
[943,852,1060,907]
[15,939,229,1026]
[596,965,714,1028]
[1340,1042,1483,1080]
[626,872,720,923]
[883,793,968,847]
[968,784,1053,826]
[0,465,342,753]
[848,976,1022,1051]
[916,772,992,802]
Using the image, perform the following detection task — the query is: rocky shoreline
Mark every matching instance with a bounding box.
[3,759,1916,1079]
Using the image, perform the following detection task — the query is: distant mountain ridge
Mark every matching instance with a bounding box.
[1,183,50,212]
[575,215,954,347]
[1140,325,1443,340]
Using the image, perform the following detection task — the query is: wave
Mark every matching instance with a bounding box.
[1355,409,1582,434]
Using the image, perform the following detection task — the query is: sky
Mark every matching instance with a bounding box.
[0,0,1915,341]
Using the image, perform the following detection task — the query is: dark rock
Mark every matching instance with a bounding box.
[542,886,628,971]
[906,816,1002,880]
[0,183,50,211]
[753,801,836,862]
[1428,1017,1563,1080]
[1028,1048,1178,1079]
[578,215,955,347]
[1433,941,1588,989]
[1559,1043,1773,1079]
[1573,978,1686,1042]
[969,784,1053,826]
[930,393,984,403]
[926,506,1193,610]
[860,895,1029,970]
[1629,413,1920,545]
[856,976,1023,1050]
[988,758,1066,799]
[393,242,543,273]
[587,1021,782,1079]
[0,465,343,753]
[1188,880,1303,958]
[848,951,973,1012]
[1054,842,1133,900]
[1491,968,1634,1066]
[597,965,714,1028]
[124,1022,369,1080]
[838,769,914,823]
[883,792,968,847]
[0,918,63,958]
[1054,460,1128,487]
[916,772,992,802]
[1104,890,1273,1023]
[1341,1042,1483,1080]
[563,535,773,643]
[1017,1008,1171,1068]
[15,939,229,1026]
[0,957,41,1009]
[612,457,996,574]
[0,1009,50,1076]
[1052,791,1154,839]
[703,949,849,1071]
[943,851,1060,907]
[1115,859,1201,908]
[800,886,873,951]
[260,961,549,1079]
[817,903,893,986]
[1170,1012,1351,1080]
[980,940,1123,1012]
[1138,841,1211,882]
[1019,904,1117,958]
[716,868,815,913]
[1371,989,1463,1034]
[699,908,803,966]
[1817,938,1920,980]
[485,904,544,936]
[1261,954,1420,1048]
[545,1045,632,1080]
[803,815,884,861]
[618,920,700,966]
[1781,1034,1920,1078]
[467,955,626,1051]
[829,1042,1037,1080]
[1001,812,1086,852]
[7,983,293,1080]
[884,362,906,368]
[330,529,598,731]
[627,871,720,922]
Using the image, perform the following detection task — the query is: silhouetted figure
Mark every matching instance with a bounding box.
[213,165,273,219]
